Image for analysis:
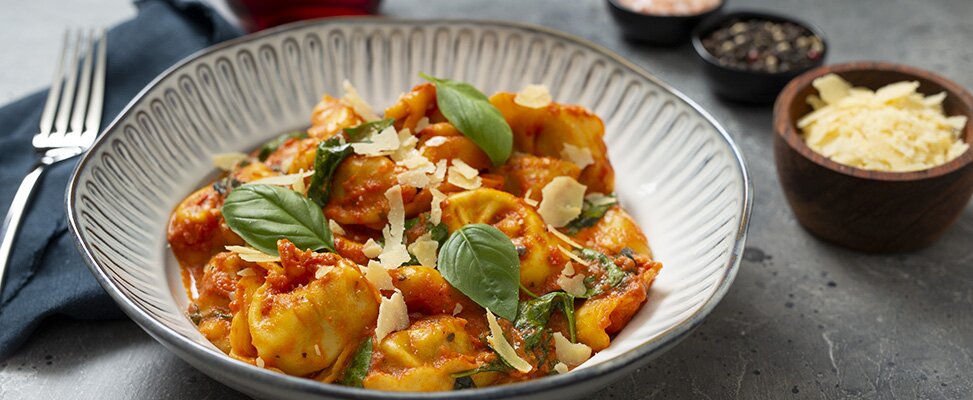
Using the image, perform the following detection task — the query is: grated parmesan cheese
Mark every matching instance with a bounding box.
[585,192,617,207]
[211,152,249,171]
[414,117,431,133]
[447,159,482,190]
[375,290,409,342]
[429,187,446,225]
[314,265,334,279]
[362,238,383,259]
[556,262,587,297]
[538,176,587,227]
[329,220,346,236]
[407,234,439,269]
[424,136,447,147]
[554,362,570,374]
[558,244,587,265]
[397,170,431,188]
[553,332,592,366]
[547,225,583,249]
[225,245,280,263]
[314,344,322,356]
[379,186,410,268]
[362,260,394,291]
[561,143,594,169]
[342,80,380,121]
[486,309,533,373]
[351,125,400,156]
[514,84,553,109]
[799,73,969,172]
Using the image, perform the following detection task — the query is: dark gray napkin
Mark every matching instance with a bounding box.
[0,0,241,359]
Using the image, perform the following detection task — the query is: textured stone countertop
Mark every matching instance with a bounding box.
[2,0,972,398]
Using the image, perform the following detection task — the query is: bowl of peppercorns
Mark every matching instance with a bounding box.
[692,10,827,103]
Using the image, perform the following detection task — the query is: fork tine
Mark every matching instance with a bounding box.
[83,28,107,139]
[38,30,70,136]
[52,29,83,136]
[69,29,96,137]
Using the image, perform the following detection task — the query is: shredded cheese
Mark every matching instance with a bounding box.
[514,84,553,109]
[447,159,482,190]
[558,244,587,265]
[554,362,570,374]
[379,186,410,268]
[362,238,383,259]
[547,224,584,249]
[314,344,322,356]
[375,290,409,342]
[363,260,394,291]
[557,262,587,297]
[561,143,594,169]
[414,117,431,133]
[429,187,447,226]
[351,125,400,156]
[397,170,431,188]
[424,136,447,147]
[225,246,280,263]
[538,176,587,227]
[585,192,617,207]
[485,309,533,373]
[553,332,592,366]
[342,80,380,121]
[211,152,249,171]
[314,265,334,279]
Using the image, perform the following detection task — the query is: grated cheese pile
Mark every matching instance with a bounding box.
[798,73,969,172]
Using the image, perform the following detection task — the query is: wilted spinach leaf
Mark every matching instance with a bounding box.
[338,338,373,387]
[564,195,617,234]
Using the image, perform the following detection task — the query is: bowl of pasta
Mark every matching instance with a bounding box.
[67,18,751,399]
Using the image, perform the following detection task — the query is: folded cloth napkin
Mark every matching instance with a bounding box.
[0,0,241,359]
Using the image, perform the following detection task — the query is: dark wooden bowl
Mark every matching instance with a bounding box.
[773,62,973,253]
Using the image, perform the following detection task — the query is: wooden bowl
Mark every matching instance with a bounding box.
[773,62,973,252]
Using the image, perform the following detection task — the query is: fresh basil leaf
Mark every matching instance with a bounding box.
[579,248,628,297]
[259,131,307,161]
[564,195,617,234]
[343,118,394,142]
[307,137,353,207]
[515,291,577,348]
[419,73,513,166]
[222,184,335,256]
[437,224,520,320]
[339,338,373,387]
[429,222,449,247]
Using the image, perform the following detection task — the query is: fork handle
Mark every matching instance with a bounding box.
[0,163,46,304]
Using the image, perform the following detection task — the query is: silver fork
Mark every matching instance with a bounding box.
[0,29,106,300]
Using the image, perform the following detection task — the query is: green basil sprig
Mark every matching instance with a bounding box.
[338,338,373,387]
[258,131,307,161]
[564,195,617,234]
[515,291,577,348]
[437,224,520,320]
[221,184,334,256]
[419,73,513,166]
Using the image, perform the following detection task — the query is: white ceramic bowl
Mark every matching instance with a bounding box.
[67,18,751,400]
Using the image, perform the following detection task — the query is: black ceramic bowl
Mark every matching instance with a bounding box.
[606,0,726,46]
[691,10,828,103]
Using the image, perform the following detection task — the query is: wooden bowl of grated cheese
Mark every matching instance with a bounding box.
[773,62,973,252]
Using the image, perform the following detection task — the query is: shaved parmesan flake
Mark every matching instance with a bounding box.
[244,170,314,187]
[225,246,280,263]
[397,152,436,173]
[558,244,587,265]
[556,262,587,297]
[585,192,617,207]
[524,189,539,207]
[363,260,394,291]
[561,143,594,169]
[342,80,380,121]
[236,267,256,277]
[408,235,439,268]
[431,159,448,185]
[351,125,400,156]
[397,169,431,188]
[447,159,482,190]
[362,238,383,259]
[452,303,463,316]
[424,136,447,147]
[553,332,591,366]
[375,291,409,342]
[486,309,533,373]
[379,186,410,268]
[538,176,587,227]
[292,170,307,194]
[314,265,334,279]
[314,344,322,356]
[255,357,265,368]
[547,225,583,249]
[391,129,421,162]
[429,187,446,225]
[800,73,969,172]
[415,117,431,133]
[554,362,569,374]
[211,152,249,171]
[329,220,346,236]
[514,84,552,109]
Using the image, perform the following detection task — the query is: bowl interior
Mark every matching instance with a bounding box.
[68,19,750,399]
[778,62,973,180]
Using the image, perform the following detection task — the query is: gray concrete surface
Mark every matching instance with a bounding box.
[2,0,973,398]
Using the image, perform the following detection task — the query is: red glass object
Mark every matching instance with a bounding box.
[227,0,382,32]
